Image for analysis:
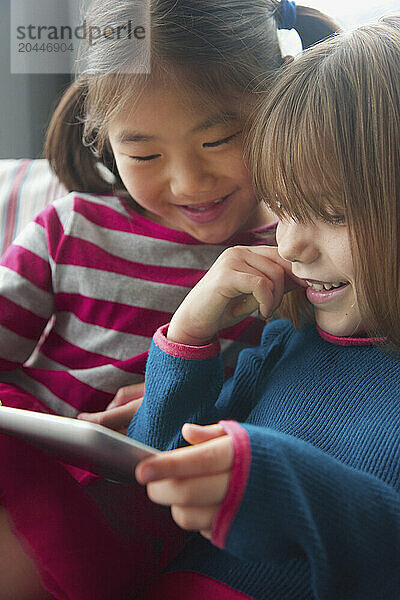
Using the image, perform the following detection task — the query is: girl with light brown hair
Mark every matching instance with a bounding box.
[126,14,400,599]
[247,14,400,350]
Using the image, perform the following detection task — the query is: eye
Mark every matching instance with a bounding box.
[130,154,161,163]
[203,131,241,148]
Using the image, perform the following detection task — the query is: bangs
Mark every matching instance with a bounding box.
[246,40,350,224]
[261,128,346,225]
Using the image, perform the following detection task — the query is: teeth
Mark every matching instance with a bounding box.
[187,197,225,211]
[305,280,347,291]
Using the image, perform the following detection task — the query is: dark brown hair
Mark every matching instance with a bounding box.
[45,0,339,196]
[246,15,400,352]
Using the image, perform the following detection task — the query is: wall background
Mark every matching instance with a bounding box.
[0,1,70,159]
[303,0,399,29]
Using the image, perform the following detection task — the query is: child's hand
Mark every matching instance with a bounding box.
[77,381,144,434]
[135,423,233,539]
[167,245,303,345]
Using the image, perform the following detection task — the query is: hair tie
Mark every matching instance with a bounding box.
[278,0,297,30]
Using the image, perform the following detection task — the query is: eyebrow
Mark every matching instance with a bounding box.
[115,111,239,144]
[192,111,239,133]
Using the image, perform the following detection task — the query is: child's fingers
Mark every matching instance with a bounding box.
[238,245,307,291]
[147,472,230,506]
[239,244,290,273]
[78,398,143,433]
[240,250,286,311]
[181,423,227,445]
[167,246,291,344]
[230,276,274,319]
[107,381,145,409]
[215,247,289,316]
[207,269,274,322]
[136,435,233,484]
[170,504,220,532]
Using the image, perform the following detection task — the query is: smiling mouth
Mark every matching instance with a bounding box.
[305,279,349,291]
[181,193,230,211]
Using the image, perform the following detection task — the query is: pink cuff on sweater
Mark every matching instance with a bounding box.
[153,323,220,360]
[317,325,384,346]
[211,420,251,549]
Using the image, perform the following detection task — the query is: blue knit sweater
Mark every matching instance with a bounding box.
[128,319,400,599]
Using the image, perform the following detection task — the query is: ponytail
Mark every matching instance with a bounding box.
[44,78,127,196]
[295,5,341,49]
[295,6,340,50]
[275,1,340,50]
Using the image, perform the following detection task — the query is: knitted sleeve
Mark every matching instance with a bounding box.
[213,422,400,599]
[127,324,224,448]
[127,322,281,449]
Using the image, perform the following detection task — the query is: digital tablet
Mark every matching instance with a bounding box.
[0,406,160,483]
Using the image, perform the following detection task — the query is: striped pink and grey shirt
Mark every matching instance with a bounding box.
[0,192,276,417]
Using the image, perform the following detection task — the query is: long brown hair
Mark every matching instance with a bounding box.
[45,0,339,196]
[246,15,400,352]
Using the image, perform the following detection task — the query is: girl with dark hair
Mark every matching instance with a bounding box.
[0,1,338,598]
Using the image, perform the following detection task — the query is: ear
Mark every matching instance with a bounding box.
[282,55,294,66]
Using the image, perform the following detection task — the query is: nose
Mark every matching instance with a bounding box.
[169,155,217,199]
[276,219,320,264]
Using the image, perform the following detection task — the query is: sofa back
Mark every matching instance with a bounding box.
[0,159,67,255]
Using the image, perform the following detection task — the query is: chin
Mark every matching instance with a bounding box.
[188,227,234,245]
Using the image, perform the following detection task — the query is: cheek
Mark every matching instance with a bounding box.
[324,232,354,278]
[118,164,160,199]
[336,249,355,281]
[219,148,249,182]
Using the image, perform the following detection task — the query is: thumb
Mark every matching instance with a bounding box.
[182,423,227,445]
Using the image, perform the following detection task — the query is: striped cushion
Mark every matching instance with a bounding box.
[0,159,67,255]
